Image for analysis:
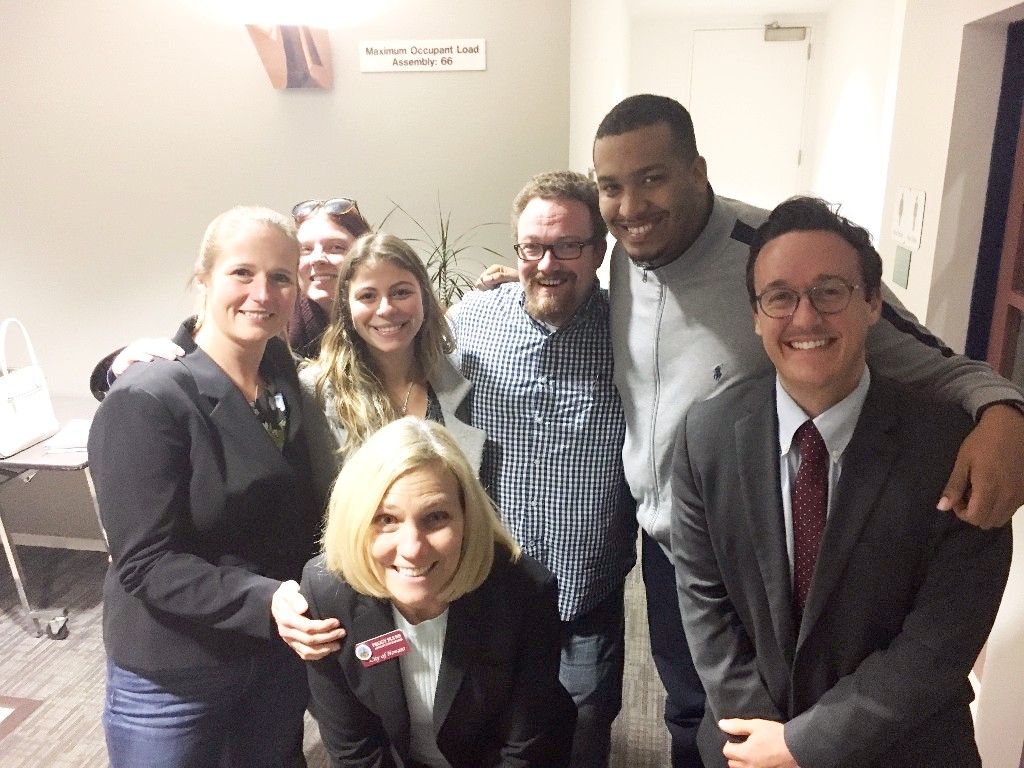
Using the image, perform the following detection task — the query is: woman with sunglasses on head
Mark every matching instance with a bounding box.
[87,197,372,399]
[302,417,575,767]
[289,198,372,358]
[88,207,321,767]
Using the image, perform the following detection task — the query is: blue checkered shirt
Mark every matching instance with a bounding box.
[450,282,637,621]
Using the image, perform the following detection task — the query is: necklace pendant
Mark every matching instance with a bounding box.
[400,381,415,416]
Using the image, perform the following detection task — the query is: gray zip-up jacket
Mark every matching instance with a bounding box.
[610,193,1024,549]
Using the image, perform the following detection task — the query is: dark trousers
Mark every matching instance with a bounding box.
[560,586,626,768]
[642,531,706,768]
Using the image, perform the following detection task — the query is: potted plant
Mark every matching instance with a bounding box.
[381,197,504,307]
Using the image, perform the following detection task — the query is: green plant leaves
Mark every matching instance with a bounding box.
[380,196,504,306]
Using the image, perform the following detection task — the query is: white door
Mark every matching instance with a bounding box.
[689,27,810,210]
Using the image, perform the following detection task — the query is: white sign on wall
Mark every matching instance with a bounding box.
[891,186,927,251]
[360,39,486,73]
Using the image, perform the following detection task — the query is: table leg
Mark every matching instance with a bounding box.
[0,498,44,637]
[83,466,108,550]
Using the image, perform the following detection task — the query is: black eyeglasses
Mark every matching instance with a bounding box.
[514,239,598,262]
[291,198,360,221]
[755,277,861,319]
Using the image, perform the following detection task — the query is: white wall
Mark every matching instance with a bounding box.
[569,0,631,174]
[567,3,904,292]
[878,0,1024,349]
[975,511,1024,768]
[568,0,631,287]
[0,0,570,396]
[567,5,901,296]
[572,0,1024,354]
[624,4,912,245]
[627,11,823,171]
[808,0,903,236]
[7,0,1022,394]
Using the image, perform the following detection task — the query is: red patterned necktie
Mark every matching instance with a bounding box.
[792,420,828,616]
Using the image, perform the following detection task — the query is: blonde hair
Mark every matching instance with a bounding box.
[313,232,455,457]
[193,206,299,331]
[322,417,520,602]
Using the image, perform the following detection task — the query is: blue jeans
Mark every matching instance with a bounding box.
[559,586,626,768]
[103,645,308,768]
[642,531,705,768]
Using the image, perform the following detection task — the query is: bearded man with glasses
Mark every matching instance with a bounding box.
[448,170,637,768]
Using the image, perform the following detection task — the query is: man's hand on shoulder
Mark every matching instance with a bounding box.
[719,719,799,768]
[111,337,185,376]
[474,264,517,291]
[938,402,1024,529]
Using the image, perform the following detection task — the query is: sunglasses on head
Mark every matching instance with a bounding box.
[291,198,360,221]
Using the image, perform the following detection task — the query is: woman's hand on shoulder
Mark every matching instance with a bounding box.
[272,580,346,661]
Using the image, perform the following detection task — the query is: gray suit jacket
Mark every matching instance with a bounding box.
[671,373,1012,768]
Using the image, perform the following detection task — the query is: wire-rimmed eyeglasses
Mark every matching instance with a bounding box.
[513,239,598,262]
[755,277,861,319]
[291,198,360,221]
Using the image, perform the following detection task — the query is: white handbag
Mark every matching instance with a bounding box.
[0,318,60,458]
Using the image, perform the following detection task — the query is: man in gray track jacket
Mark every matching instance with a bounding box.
[592,93,1024,768]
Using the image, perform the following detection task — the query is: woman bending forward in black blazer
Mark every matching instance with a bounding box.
[302,417,576,767]
[88,206,320,767]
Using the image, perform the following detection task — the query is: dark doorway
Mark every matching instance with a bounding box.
[965,20,1024,370]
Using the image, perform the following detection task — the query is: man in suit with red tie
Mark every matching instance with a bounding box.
[670,196,1012,768]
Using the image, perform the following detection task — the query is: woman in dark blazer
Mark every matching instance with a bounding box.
[301,417,575,767]
[88,206,321,768]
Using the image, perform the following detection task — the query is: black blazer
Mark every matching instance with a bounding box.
[89,319,318,672]
[671,373,1012,768]
[301,550,576,767]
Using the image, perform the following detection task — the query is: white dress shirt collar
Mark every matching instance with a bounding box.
[777,366,871,463]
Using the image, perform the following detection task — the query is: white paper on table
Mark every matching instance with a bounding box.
[42,418,91,452]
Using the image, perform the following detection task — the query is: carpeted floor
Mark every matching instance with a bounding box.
[0,546,670,767]
[0,548,109,767]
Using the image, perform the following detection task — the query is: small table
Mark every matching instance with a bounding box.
[0,422,103,638]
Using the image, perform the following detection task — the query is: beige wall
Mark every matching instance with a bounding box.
[0,0,570,396]
[7,0,1017,393]
[3,4,1022,760]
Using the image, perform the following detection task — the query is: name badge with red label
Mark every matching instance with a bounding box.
[354,629,410,667]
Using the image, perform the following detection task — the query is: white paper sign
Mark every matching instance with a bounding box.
[360,39,486,72]
[891,186,926,251]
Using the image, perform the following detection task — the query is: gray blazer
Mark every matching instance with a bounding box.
[670,373,1012,768]
[299,357,486,506]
